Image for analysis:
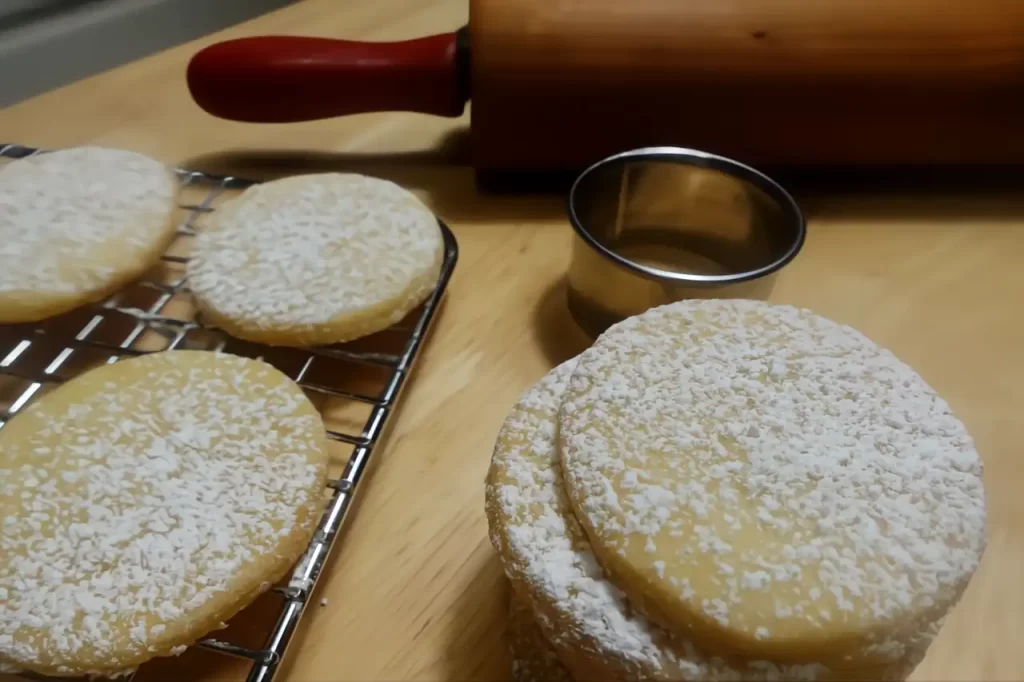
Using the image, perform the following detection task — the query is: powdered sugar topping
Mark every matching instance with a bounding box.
[0,146,176,296]
[559,299,987,660]
[0,350,326,675]
[486,359,827,680]
[507,591,573,682]
[186,173,443,331]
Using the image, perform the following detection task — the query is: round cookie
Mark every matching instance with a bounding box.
[507,586,574,682]
[558,299,987,668]
[0,350,328,677]
[0,147,179,323]
[485,360,877,682]
[186,173,444,347]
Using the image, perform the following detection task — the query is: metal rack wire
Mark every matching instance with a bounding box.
[0,143,459,682]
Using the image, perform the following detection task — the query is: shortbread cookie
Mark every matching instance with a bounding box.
[0,147,179,322]
[508,587,574,682]
[186,173,444,347]
[485,360,891,682]
[559,300,987,668]
[0,350,328,677]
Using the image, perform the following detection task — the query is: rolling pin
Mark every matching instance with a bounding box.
[187,0,1024,172]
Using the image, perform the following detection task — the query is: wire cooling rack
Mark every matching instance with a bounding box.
[0,143,458,682]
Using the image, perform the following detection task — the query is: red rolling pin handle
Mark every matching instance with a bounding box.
[187,29,470,123]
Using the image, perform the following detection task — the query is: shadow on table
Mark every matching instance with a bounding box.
[798,191,1024,225]
[767,164,1024,223]
[532,277,594,367]
[181,128,567,227]
[184,123,1024,221]
[185,143,1024,230]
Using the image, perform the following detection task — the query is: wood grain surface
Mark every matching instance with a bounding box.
[1,0,1022,680]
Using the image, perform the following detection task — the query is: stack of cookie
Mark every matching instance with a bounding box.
[486,299,988,682]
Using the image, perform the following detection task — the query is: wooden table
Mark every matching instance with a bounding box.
[2,0,1022,680]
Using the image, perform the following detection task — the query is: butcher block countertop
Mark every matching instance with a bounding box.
[2,0,1023,680]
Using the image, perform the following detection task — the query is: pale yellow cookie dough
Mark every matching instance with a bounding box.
[508,586,574,682]
[0,350,328,677]
[0,147,179,322]
[186,173,444,347]
[558,299,987,668]
[484,360,917,682]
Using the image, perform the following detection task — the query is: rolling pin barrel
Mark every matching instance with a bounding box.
[186,0,1024,169]
[468,0,1024,169]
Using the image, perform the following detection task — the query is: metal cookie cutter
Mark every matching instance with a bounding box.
[566,146,805,337]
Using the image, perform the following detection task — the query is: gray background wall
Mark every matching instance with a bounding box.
[0,0,290,107]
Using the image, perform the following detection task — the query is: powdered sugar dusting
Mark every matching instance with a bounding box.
[0,146,176,298]
[507,588,573,682]
[0,350,327,676]
[186,173,443,341]
[559,299,987,663]
[485,360,827,680]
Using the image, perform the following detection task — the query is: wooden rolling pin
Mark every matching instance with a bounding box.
[187,0,1024,172]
